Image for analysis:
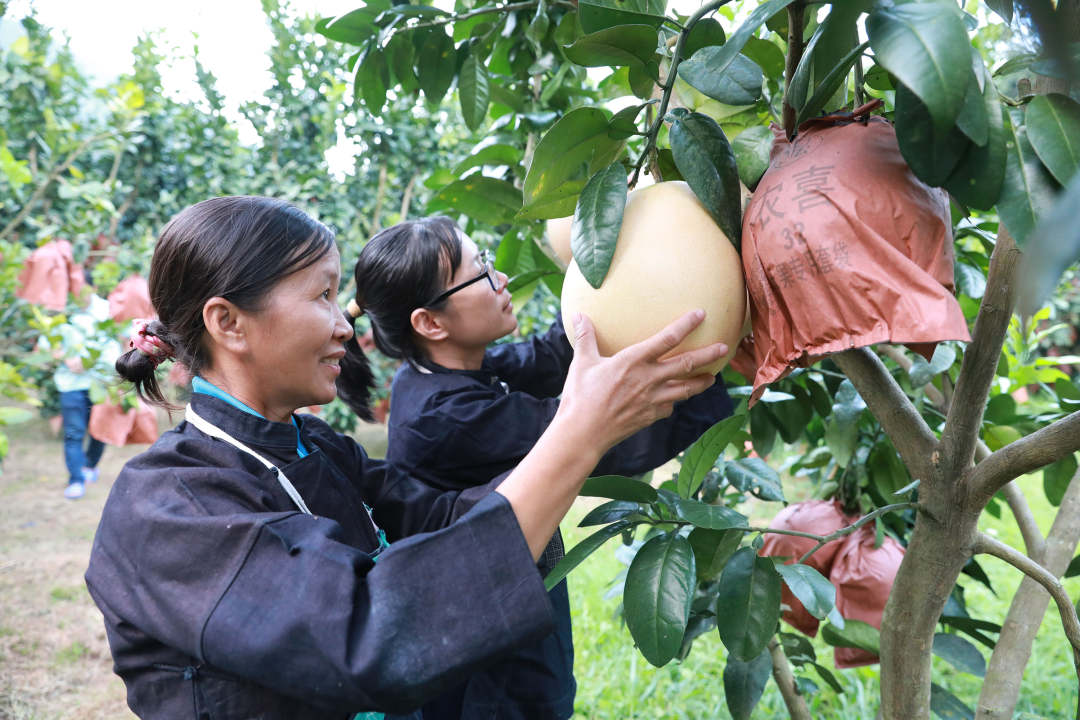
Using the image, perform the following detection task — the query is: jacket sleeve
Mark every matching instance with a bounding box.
[87,459,553,715]
[592,375,736,477]
[483,316,573,398]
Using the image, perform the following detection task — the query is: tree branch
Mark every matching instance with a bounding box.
[833,348,938,480]
[782,1,807,140]
[970,410,1080,507]
[940,227,1021,480]
[769,636,811,720]
[878,344,946,408]
[977,436,1046,562]
[973,531,1080,690]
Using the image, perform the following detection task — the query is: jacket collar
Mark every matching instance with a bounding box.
[187,393,300,451]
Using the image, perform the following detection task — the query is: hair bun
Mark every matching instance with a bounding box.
[346,298,364,318]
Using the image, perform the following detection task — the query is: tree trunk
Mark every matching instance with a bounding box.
[976,467,1080,720]
[880,484,979,720]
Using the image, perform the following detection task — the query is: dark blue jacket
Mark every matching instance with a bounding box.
[386,318,734,719]
[85,393,554,720]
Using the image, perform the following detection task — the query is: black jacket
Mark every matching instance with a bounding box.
[386,318,734,719]
[85,393,554,719]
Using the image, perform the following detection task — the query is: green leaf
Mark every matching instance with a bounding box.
[681,18,726,60]
[580,500,646,526]
[669,112,742,250]
[417,30,456,105]
[458,54,490,131]
[453,144,522,175]
[821,619,880,655]
[866,2,971,131]
[986,0,1013,23]
[1019,173,1080,312]
[676,408,747,497]
[999,111,1060,246]
[581,474,659,503]
[796,41,869,126]
[688,527,742,581]
[624,533,696,666]
[944,60,1006,210]
[812,662,845,694]
[930,682,975,720]
[894,82,968,187]
[775,563,837,621]
[1025,93,1080,186]
[1065,553,1080,578]
[939,615,1000,650]
[522,107,625,220]
[1043,453,1077,507]
[716,547,782,661]
[316,8,381,44]
[954,59,988,147]
[0,407,33,425]
[723,648,772,720]
[742,37,786,81]
[680,51,763,106]
[545,520,632,590]
[578,0,666,34]
[608,102,649,140]
[672,496,748,530]
[563,25,659,71]
[932,633,986,678]
[571,162,627,288]
[724,458,784,502]
[731,125,773,189]
[427,176,521,226]
[697,0,799,81]
[489,82,527,113]
[385,33,417,92]
[357,47,389,112]
[526,0,550,48]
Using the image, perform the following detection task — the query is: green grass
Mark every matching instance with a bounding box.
[561,471,1079,719]
[52,641,87,665]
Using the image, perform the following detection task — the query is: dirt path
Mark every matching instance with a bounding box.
[0,412,389,719]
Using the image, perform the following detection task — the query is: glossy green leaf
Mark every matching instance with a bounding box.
[1066,553,1080,578]
[673,496,748,530]
[677,408,747,497]
[580,500,646,526]
[821,619,880,655]
[526,0,550,48]
[731,125,772,189]
[864,64,893,91]
[571,162,627,288]
[489,82,527,113]
[716,547,782,661]
[563,25,659,71]
[986,0,1013,23]
[680,51,763,106]
[578,0,666,34]
[427,176,521,225]
[954,55,988,147]
[681,18,726,60]
[1043,453,1077,507]
[796,41,869,125]
[608,102,650,140]
[417,30,456,105]
[689,527,743,581]
[944,61,1006,210]
[780,631,816,664]
[939,615,1000,650]
[385,32,417,91]
[545,520,632,590]
[775,563,837,621]
[581,474,659,502]
[998,111,1060,246]
[357,48,389,112]
[506,269,559,294]
[696,0,798,81]
[458,54,490,131]
[669,112,742,250]
[624,533,696,666]
[521,107,625,219]
[316,8,381,44]
[453,144,522,175]
[1025,93,1080,186]
[813,662,845,694]
[788,2,867,118]
[723,648,772,720]
[895,82,968,186]
[932,633,986,678]
[1019,173,1080,312]
[930,682,975,720]
[724,458,784,502]
[866,2,971,131]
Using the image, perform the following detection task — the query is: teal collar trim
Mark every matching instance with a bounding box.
[191,376,309,457]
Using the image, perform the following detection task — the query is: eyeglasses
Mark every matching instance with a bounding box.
[425,250,497,306]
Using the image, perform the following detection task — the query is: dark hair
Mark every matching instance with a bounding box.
[335,216,462,418]
[116,196,338,407]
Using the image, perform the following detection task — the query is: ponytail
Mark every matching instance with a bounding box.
[115,319,178,408]
[336,308,375,422]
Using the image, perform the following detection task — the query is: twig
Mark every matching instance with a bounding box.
[782,1,807,140]
[794,502,915,564]
[973,531,1080,697]
[940,227,1021,480]
[833,348,938,481]
[970,410,1080,508]
[385,0,555,35]
[878,344,946,408]
[769,636,811,720]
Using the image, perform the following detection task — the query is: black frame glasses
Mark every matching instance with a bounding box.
[425,250,497,306]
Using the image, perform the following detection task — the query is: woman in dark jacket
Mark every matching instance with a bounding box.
[85,196,726,720]
[337,217,734,719]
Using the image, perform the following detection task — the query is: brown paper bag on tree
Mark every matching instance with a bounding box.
[107,275,154,322]
[15,239,85,311]
[89,401,159,446]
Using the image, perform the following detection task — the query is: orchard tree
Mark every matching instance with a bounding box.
[321,0,1080,718]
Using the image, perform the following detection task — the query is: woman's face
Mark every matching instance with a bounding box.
[241,245,354,415]
[435,235,516,348]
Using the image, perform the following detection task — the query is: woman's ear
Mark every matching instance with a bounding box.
[203,297,249,354]
[410,307,449,343]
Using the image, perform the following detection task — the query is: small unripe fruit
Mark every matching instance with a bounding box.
[561,181,745,375]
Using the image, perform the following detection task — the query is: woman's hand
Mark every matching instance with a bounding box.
[556,310,728,454]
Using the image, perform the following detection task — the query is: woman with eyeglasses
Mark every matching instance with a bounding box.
[85,197,725,720]
[336,216,735,720]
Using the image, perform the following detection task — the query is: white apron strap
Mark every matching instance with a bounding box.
[185,405,313,516]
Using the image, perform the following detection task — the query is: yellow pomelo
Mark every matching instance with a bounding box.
[561,181,746,374]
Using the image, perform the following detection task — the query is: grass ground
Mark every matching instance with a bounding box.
[0,412,1076,718]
